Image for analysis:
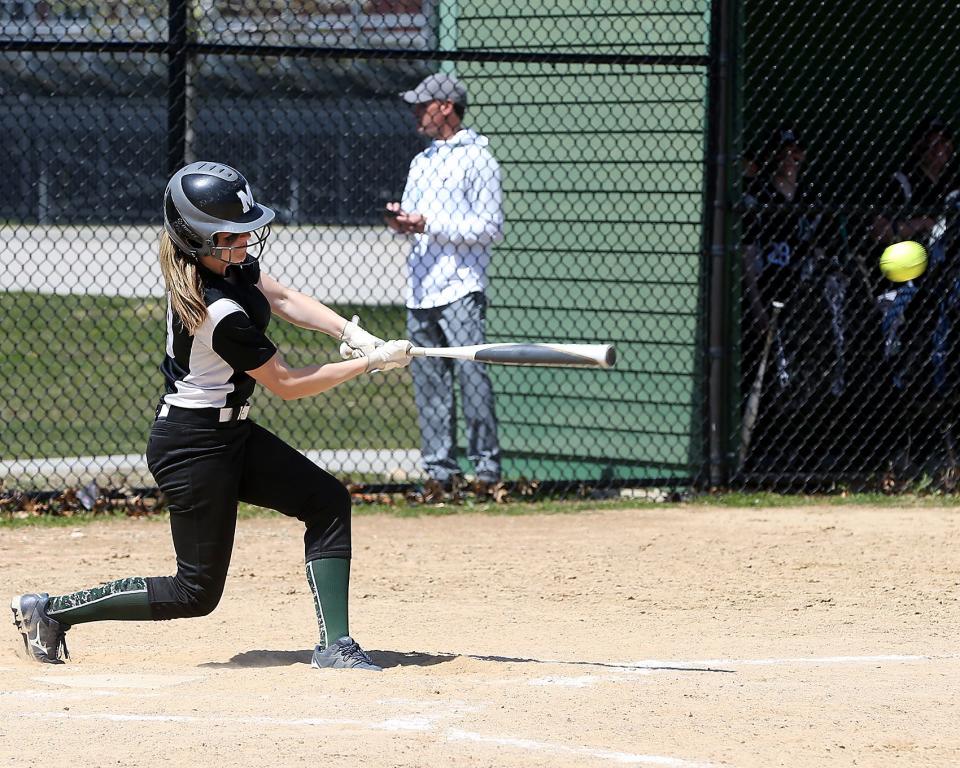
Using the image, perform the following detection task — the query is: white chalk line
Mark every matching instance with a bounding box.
[479,653,954,688]
[13,710,720,766]
[625,654,942,669]
[32,673,200,690]
[0,689,127,700]
[479,653,948,674]
[20,710,443,732]
[447,728,718,767]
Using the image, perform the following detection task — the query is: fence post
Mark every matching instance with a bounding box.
[167,0,188,175]
[703,0,740,488]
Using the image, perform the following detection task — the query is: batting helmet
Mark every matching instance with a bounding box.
[163,161,275,259]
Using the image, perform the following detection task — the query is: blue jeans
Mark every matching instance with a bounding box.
[407,292,501,482]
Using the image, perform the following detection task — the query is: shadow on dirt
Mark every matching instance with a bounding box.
[199,648,459,669]
[200,650,313,668]
[369,650,458,668]
[199,649,727,673]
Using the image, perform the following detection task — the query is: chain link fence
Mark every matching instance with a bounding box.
[1,1,712,502]
[12,2,955,501]
[733,0,960,492]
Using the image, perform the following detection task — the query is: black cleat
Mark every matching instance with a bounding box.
[311,635,381,671]
[11,593,70,664]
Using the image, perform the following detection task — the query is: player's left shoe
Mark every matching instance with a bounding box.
[311,635,381,671]
[11,593,70,664]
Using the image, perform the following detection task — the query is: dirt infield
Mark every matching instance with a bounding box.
[1,505,958,767]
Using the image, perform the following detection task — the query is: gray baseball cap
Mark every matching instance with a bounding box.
[399,73,468,106]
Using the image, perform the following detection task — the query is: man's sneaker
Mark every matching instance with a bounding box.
[311,636,381,671]
[11,593,70,664]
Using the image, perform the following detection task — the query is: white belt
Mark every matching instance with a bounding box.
[221,404,250,422]
[157,404,251,422]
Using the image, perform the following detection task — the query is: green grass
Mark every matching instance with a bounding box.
[346,496,660,517]
[688,490,960,507]
[0,496,663,528]
[0,292,416,460]
[6,491,960,529]
[0,509,168,528]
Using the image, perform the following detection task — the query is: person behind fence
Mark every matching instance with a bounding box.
[382,73,504,497]
[741,127,846,471]
[10,161,414,669]
[870,116,959,476]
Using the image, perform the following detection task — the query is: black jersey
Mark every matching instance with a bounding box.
[160,268,277,409]
[742,178,831,306]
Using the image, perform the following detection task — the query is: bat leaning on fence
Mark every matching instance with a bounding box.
[739,301,784,464]
[409,343,617,369]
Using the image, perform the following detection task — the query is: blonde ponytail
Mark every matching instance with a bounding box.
[158,232,207,336]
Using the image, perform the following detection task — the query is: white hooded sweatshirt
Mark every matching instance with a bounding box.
[400,128,504,309]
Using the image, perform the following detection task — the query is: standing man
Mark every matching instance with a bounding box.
[385,73,504,496]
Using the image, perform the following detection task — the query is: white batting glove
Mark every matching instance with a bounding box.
[338,341,363,360]
[364,340,413,373]
[340,315,384,359]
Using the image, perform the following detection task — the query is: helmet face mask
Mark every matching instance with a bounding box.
[163,162,276,263]
[211,226,271,285]
[209,225,272,263]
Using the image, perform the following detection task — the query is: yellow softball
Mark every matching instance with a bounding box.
[880,240,927,282]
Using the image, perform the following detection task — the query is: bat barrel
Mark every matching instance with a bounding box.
[474,343,616,368]
[409,343,616,368]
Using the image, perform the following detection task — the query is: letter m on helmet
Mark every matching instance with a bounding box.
[237,184,254,213]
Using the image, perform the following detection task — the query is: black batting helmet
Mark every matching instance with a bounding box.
[163,161,275,259]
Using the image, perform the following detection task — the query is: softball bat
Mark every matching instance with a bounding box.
[409,343,616,369]
[739,300,784,463]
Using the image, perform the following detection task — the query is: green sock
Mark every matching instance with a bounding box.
[305,558,350,649]
[46,577,153,624]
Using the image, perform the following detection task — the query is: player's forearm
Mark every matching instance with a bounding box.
[260,273,348,337]
[272,289,347,337]
[250,353,367,400]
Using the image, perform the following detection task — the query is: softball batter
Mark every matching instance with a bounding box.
[11,161,412,670]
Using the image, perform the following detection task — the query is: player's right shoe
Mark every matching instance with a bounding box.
[11,593,70,664]
[311,636,381,671]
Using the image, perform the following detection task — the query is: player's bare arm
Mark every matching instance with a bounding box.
[257,272,350,337]
[259,273,385,359]
[249,340,413,401]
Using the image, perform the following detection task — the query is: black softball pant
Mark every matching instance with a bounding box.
[144,415,351,621]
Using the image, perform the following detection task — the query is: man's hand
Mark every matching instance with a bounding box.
[384,202,426,234]
[340,315,384,359]
[396,212,426,234]
[384,202,405,233]
[364,340,413,372]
